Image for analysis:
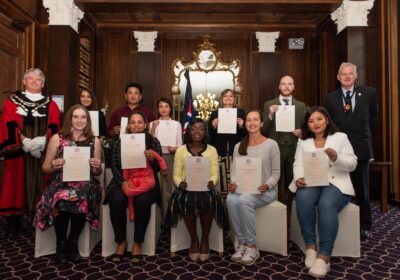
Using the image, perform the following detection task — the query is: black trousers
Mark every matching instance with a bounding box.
[278,144,296,204]
[351,159,371,230]
[108,185,160,243]
[53,211,86,240]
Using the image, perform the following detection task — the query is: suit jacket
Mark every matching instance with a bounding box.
[289,132,357,196]
[262,97,307,146]
[325,85,378,160]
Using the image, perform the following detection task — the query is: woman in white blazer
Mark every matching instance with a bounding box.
[289,106,357,278]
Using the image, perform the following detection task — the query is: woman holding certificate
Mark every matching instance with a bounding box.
[149,97,183,216]
[34,104,102,265]
[208,89,246,157]
[79,88,107,137]
[227,110,280,265]
[168,118,225,262]
[106,111,163,263]
[289,106,357,278]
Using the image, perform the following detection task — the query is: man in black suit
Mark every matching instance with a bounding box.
[325,62,379,240]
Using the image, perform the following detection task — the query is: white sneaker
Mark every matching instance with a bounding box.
[309,258,330,278]
[240,247,260,265]
[305,248,317,268]
[231,244,246,262]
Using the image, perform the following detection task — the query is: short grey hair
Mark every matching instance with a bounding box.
[23,68,45,83]
[338,62,357,76]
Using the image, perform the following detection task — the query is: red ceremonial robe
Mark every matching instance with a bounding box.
[0,96,60,215]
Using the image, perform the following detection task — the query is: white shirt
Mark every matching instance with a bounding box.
[279,95,292,105]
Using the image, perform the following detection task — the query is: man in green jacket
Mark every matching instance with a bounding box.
[262,75,307,204]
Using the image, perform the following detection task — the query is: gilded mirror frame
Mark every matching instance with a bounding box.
[171,35,243,121]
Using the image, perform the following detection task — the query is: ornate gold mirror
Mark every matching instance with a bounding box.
[171,35,243,121]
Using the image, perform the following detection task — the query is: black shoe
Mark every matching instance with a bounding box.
[6,215,21,239]
[56,239,68,265]
[67,238,81,262]
[361,229,370,241]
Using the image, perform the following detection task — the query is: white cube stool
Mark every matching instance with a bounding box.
[34,220,102,258]
[290,201,360,257]
[229,200,287,256]
[170,218,224,257]
[101,203,161,257]
[34,165,105,258]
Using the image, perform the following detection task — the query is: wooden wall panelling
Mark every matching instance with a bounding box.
[34,25,49,90]
[257,52,283,111]
[317,21,338,101]
[95,32,137,122]
[137,52,156,112]
[386,0,399,199]
[96,30,322,122]
[47,26,79,112]
[0,12,25,109]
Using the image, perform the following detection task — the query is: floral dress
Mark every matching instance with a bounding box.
[34,135,102,231]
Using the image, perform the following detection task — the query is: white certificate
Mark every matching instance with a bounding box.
[157,120,177,147]
[303,150,330,187]
[62,146,90,182]
[185,156,211,191]
[217,108,237,134]
[120,133,147,169]
[119,117,128,136]
[234,157,262,194]
[275,105,295,132]
[89,111,99,136]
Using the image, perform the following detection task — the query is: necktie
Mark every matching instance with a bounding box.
[344,90,352,113]
[283,98,289,105]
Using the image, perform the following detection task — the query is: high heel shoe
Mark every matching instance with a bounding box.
[199,252,210,262]
[189,252,199,261]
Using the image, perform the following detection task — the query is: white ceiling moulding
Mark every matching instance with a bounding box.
[133,31,158,52]
[43,0,84,33]
[331,0,375,34]
[255,32,280,53]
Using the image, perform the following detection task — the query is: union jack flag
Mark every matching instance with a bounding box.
[182,70,196,134]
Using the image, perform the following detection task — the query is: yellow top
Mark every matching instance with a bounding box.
[173,144,219,187]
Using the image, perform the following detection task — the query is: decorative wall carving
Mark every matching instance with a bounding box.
[133,31,158,52]
[331,0,375,34]
[43,0,84,33]
[255,32,280,53]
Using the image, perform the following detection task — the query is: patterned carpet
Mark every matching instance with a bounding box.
[1,202,399,280]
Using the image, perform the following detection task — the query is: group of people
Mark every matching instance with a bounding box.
[0,62,378,278]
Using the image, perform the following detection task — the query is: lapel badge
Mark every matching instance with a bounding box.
[358,92,362,96]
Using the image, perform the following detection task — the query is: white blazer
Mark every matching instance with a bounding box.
[289,132,357,196]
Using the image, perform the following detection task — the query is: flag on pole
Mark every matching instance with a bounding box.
[182,70,196,134]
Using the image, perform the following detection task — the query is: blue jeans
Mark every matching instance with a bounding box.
[227,188,276,245]
[296,184,351,257]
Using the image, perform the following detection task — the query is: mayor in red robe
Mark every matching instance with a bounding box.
[0,68,60,237]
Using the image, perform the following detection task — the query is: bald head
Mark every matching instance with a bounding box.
[279,75,295,97]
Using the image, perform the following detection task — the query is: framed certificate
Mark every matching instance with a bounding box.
[217,108,237,134]
[62,146,90,182]
[120,133,147,169]
[234,157,262,194]
[185,156,211,191]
